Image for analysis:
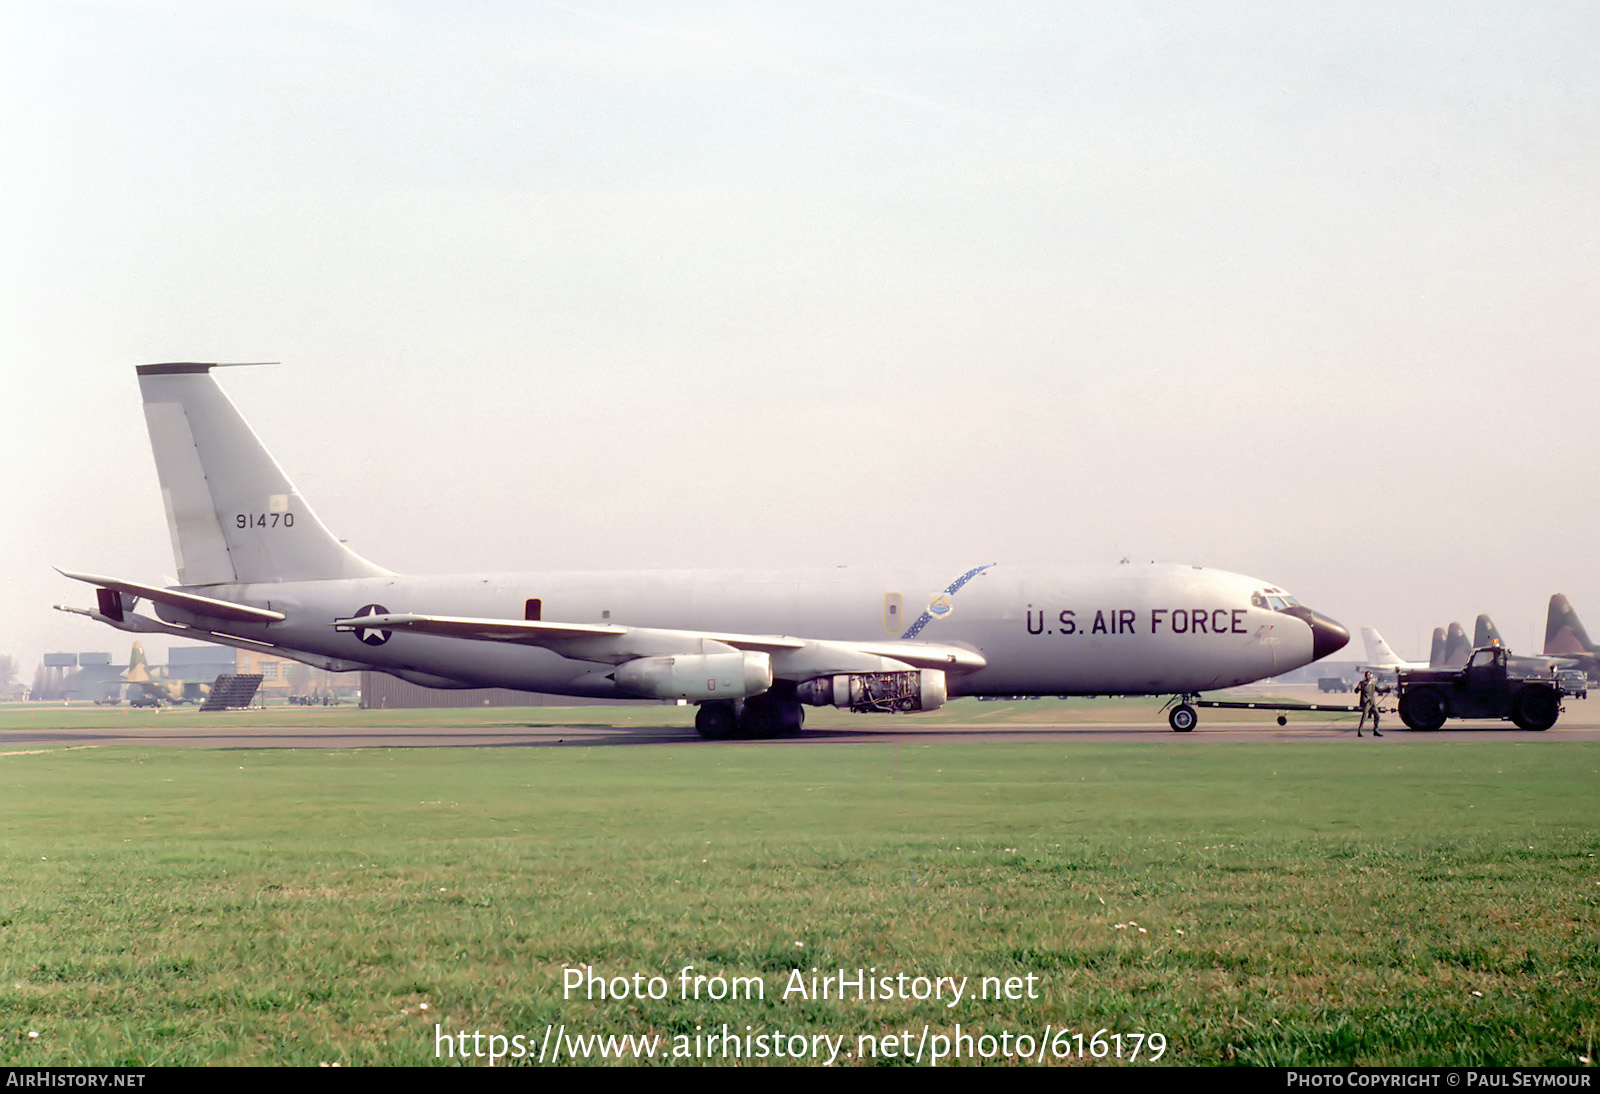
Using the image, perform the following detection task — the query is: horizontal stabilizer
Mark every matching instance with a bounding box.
[56,570,285,624]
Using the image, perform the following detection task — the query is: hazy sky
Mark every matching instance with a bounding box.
[6,1,1598,675]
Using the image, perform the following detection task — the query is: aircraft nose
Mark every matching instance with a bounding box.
[1283,606,1351,661]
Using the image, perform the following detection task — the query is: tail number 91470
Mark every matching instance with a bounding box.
[236,513,297,529]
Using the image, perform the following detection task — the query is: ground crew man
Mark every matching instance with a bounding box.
[1353,670,1383,737]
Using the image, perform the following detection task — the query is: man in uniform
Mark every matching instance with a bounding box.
[1353,670,1383,737]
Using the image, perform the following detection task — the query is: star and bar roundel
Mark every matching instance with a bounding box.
[341,603,392,646]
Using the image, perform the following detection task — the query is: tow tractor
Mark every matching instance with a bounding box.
[1394,645,1585,731]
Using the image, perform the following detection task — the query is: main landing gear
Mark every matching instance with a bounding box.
[1163,693,1200,732]
[694,683,806,740]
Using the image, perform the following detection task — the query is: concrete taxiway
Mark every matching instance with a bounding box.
[5,712,1599,751]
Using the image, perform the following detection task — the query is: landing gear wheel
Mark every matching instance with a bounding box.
[695,701,737,740]
[1398,687,1447,731]
[737,686,805,739]
[1511,686,1559,731]
[738,699,780,738]
[1169,703,1197,732]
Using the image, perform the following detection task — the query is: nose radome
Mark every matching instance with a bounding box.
[1283,606,1351,661]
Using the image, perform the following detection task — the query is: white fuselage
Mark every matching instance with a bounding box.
[61,364,1349,720]
[156,561,1321,698]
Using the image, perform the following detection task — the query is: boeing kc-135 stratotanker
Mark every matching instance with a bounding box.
[56,364,1349,737]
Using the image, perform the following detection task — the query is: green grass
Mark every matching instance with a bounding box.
[0,743,1594,1066]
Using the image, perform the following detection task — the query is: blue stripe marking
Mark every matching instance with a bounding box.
[900,563,994,639]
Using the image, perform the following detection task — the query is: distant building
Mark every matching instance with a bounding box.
[231,648,359,701]
[167,646,235,681]
[28,643,660,708]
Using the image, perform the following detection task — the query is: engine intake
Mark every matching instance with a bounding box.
[796,669,947,713]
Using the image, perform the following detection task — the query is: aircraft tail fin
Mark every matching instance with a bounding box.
[126,641,150,683]
[1360,627,1407,666]
[1442,622,1470,668]
[1544,594,1597,656]
[137,363,390,586]
[1474,614,1506,650]
[1428,626,1447,667]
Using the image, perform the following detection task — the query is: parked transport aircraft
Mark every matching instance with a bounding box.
[1428,626,1448,667]
[1358,627,1429,684]
[1438,622,1472,668]
[1543,594,1600,682]
[1473,613,1578,677]
[57,364,1349,737]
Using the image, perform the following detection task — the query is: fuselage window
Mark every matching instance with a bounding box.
[525,598,542,621]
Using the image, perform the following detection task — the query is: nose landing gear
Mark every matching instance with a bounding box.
[1163,693,1200,732]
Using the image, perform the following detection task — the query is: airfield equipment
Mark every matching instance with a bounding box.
[199,674,264,712]
[1394,646,1582,731]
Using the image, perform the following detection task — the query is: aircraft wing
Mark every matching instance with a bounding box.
[334,613,987,677]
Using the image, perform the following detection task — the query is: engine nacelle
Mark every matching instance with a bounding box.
[795,669,947,713]
[614,651,773,701]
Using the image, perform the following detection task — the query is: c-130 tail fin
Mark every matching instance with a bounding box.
[1544,594,1597,657]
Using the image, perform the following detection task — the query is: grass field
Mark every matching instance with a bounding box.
[1,738,1594,1066]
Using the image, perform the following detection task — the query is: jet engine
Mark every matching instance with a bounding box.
[795,669,947,713]
[614,651,773,701]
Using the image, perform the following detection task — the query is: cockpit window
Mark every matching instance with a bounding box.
[1253,590,1301,611]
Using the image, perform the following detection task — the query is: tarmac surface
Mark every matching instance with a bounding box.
[6,706,1600,751]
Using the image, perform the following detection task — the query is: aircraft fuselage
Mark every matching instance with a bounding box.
[151,562,1323,698]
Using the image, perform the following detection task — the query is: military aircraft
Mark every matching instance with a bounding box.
[56,363,1349,737]
[1472,613,1578,678]
[1543,594,1600,682]
[1437,622,1472,669]
[1428,626,1447,668]
[1358,627,1429,684]
[122,640,207,706]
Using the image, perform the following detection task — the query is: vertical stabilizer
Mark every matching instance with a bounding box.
[1361,627,1406,666]
[137,364,390,586]
[1429,627,1447,667]
[1442,622,1470,667]
[1474,614,1505,650]
[1544,594,1596,656]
